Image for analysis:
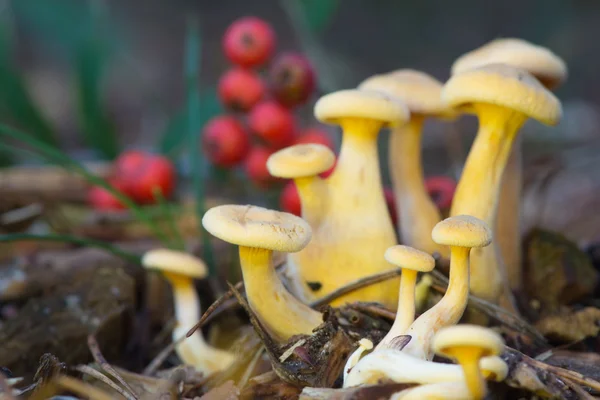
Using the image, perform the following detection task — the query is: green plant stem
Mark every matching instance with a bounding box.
[184,18,215,276]
[152,187,185,251]
[0,233,141,264]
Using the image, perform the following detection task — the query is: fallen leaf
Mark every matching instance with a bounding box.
[535,307,600,342]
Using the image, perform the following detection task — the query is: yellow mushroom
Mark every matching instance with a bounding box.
[266,144,336,301]
[377,245,435,349]
[442,64,562,304]
[359,70,456,256]
[344,348,507,388]
[401,215,492,360]
[202,204,322,342]
[142,249,235,375]
[290,89,409,309]
[451,38,567,293]
[432,325,506,400]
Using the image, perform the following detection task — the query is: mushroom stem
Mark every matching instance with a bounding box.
[390,117,446,256]
[239,246,322,341]
[161,272,235,373]
[343,348,504,387]
[496,137,523,291]
[450,103,526,302]
[460,351,486,400]
[390,381,472,400]
[294,176,328,226]
[401,246,470,360]
[319,118,399,308]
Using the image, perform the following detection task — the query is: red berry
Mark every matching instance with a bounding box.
[115,150,146,178]
[269,52,315,107]
[248,101,295,148]
[244,146,275,186]
[384,187,398,227]
[280,181,301,216]
[88,180,128,211]
[202,116,250,167]
[117,153,176,204]
[294,127,334,150]
[425,176,457,209]
[218,68,265,111]
[223,17,275,68]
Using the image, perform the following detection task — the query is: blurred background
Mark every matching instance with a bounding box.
[2,0,600,243]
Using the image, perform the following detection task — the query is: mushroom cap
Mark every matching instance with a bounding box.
[142,248,208,279]
[358,69,455,118]
[267,143,335,179]
[384,245,435,272]
[314,89,410,128]
[442,63,562,126]
[432,215,492,248]
[481,356,509,381]
[432,324,505,359]
[451,38,567,89]
[202,204,312,252]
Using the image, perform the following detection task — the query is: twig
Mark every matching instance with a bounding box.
[543,362,600,393]
[54,375,114,400]
[142,335,185,376]
[311,268,403,308]
[563,378,596,400]
[74,365,136,400]
[0,370,16,400]
[88,335,139,399]
[186,281,244,337]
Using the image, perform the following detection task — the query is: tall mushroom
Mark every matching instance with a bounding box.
[451,38,567,292]
[202,204,323,342]
[142,249,235,375]
[266,144,336,301]
[288,89,409,309]
[358,70,456,256]
[377,245,435,349]
[401,215,492,360]
[442,64,562,304]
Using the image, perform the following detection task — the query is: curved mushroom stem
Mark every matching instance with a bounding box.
[239,246,323,342]
[377,270,418,349]
[401,247,470,360]
[343,347,503,388]
[390,117,446,257]
[390,381,472,400]
[162,273,234,374]
[450,103,527,304]
[308,118,398,309]
[496,137,523,292]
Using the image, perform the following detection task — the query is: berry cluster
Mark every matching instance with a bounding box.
[202,16,334,212]
[88,151,175,210]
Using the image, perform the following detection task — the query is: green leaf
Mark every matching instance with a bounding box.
[74,37,119,159]
[158,86,222,158]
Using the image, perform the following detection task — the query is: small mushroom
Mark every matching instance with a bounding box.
[359,70,456,257]
[267,144,336,301]
[432,325,506,400]
[292,89,409,309]
[442,64,562,304]
[390,381,472,400]
[377,245,435,349]
[451,38,567,293]
[344,346,507,388]
[401,215,492,360]
[142,248,235,374]
[202,204,323,341]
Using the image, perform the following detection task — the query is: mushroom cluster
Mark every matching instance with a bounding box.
[141,37,565,398]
